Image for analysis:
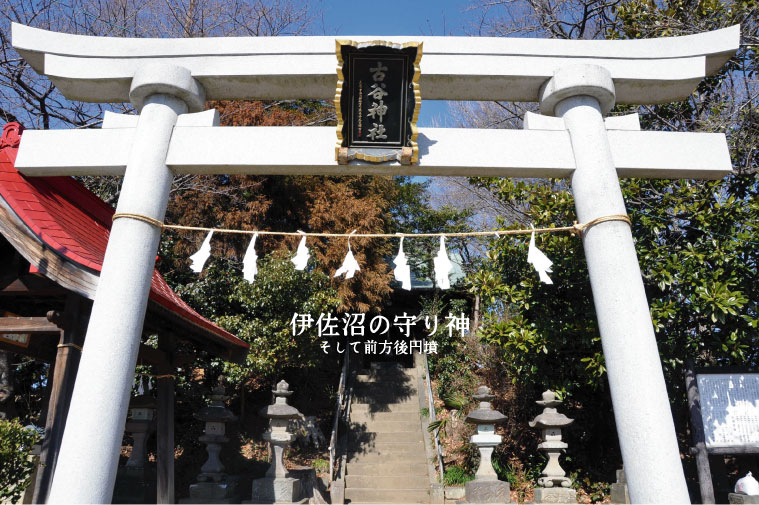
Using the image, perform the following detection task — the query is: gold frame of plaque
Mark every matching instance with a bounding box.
[335,40,422,165]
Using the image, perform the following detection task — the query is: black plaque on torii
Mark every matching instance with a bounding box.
[335,40,422,165]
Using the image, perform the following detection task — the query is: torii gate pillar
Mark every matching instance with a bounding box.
[47,64,205,503]
[541,65,690,503]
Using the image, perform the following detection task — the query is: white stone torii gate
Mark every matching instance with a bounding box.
[11,23,739,504]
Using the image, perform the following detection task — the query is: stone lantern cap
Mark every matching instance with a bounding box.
[272,380,294,397]
[259,380,300,420]
[127,393,156,423]
[465,386,506,425]
[473,385,495,402]
[129,393,156,410]
[528,390,573,429]
[195,383,238,423]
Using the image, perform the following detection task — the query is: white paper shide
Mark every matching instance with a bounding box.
[393,237,411,290]
[292,235,310,271]
[243,233,259,282]
[189,231,213,273]
[433,236,452,290]
[527,230,553,284]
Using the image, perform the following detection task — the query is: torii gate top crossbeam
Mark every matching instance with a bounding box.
[12,23,739,105]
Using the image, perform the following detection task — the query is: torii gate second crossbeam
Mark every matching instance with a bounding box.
[11,23,740,504]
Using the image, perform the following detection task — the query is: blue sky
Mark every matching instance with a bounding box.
[318,0,471,37]
[317,0,477,127]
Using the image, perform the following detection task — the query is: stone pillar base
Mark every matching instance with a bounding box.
[610,468,629,504]
[729,493,759,504]
[465,480,510,503]
[180,477,239,504]
[534,486,577,503]
[248,476,302,503]
[329,477,345,504]
[430,482,445,504]
[112,466,156,504]
[610,482,629,504]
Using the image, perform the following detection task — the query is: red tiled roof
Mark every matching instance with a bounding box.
[0,123,248,359]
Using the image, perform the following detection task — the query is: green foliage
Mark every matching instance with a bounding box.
[441,392,468,411]
[571,471,611,503]
[473,0,759,390]
[604,3,759,380]
[428,392,470,435]
[391,176,474,283]
[9,358,49,423]
[444,465,475,486]
[422,294,478,403]
[468,0,759,487]
[491,456,512,484]
[431,351,477,401]
[0,419,39,502]
[492,455,542,490]
[311,458,329,473]
[427,418,444,433]
[173,253,340,383]
[471,183,601,393]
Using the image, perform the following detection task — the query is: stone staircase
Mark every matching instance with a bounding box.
[344,362,433,504]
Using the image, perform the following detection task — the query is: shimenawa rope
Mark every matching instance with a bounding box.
[113,212,632,238]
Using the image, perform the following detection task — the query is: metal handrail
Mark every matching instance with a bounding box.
[424,353,445,479]
[328,343,350,481]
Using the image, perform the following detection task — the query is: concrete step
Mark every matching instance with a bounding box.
[367,363,414,373]
[349,431,424,445]
[352,395,420,406]
[352,396,420,406]
[353,382,418,391]
[354,378,417,387]
[346,474,430,489]
[354,382,418,392]
[344,487,430,504]
[351,403,419,414]
[370,362,407,369]
[351,410,421,423]
[352,391,419,401]
[350,420,421,433]
[348,441,425,456]
[358,367,416,374]
[353,382,418,392]
[345,361,431,504]
[354,368,416,382]
[356,372,417,382]
[347,449,428,464]
[347,462,429,476]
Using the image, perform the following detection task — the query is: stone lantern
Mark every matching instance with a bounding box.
[529,390,576,503]
[464,385,510,504]
[182,382,239,503]
[112,393,156,503]
[250,380,302,503]
[125,393,156,468]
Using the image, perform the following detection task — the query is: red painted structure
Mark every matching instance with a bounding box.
[0,122,248,361]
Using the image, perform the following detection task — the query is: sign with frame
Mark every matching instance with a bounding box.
[686,362,759,504]
[696,372,759,451]
[335,40,422,165]
[0,332,30,348]
[0,310,31,348]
